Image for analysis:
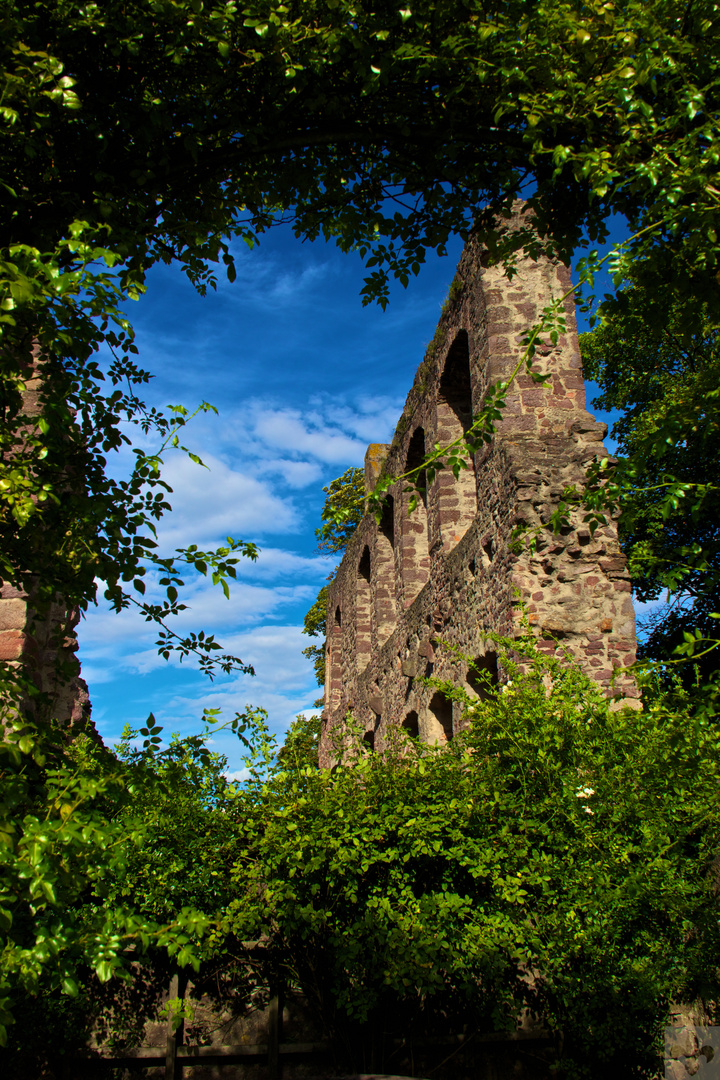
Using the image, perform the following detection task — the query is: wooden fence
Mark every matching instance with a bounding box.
[67,971,554,1080]
[69,973,329,1079]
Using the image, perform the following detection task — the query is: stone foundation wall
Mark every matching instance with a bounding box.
[320,208,638,766]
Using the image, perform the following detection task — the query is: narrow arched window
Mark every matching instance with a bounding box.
[375,495,397,645]
[467,652,499,701]
[427,690,453,744]
[401,428,430,607]
[356,545,372,673]
[326,605,343,711]
[402,710,419,739]
[436,331,477,549]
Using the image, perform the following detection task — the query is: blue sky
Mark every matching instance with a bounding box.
[77,225,623,775]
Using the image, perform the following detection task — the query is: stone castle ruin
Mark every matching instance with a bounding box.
[319,208,638,766]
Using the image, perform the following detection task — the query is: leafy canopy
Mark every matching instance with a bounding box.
[581,274,720,674]
[2,0,719,664]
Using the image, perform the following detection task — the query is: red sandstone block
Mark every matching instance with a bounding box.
[0,598,27,631]
[498,416,536,432]
[487,316,515,333]
[1,583,26,600]
[599,557,626,571]
[0,630,29,660]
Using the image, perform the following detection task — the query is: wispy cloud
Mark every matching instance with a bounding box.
[154,452,299,549]
[252,407,367,464]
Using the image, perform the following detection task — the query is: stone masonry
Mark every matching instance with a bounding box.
[319,207,638,766]
[0,351,90,730]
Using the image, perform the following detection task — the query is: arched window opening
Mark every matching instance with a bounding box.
[380,495,394,547]
[401,429,430,607]
[427,691,454,744]
[481,535,495,568]
[467,652,499,701]
[436,331,477,549]
[402,710,419,740]
[375,494,396,645]
[356,546,372,672]
[406,427,428,507]
[363,729,375,752]
[327,604,343,711]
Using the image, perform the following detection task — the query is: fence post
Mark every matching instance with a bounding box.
[267,981,284,1080]
[165,971,186,1080]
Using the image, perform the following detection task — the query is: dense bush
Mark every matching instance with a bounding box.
[224,640,720,1078]
[3,641,719,1078]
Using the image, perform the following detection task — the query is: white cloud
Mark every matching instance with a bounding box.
[122,624,323,769]
[218,244,332,305]
[307,394,404,444]
[255,458,323,489]
[247,547,335,579]
[83,617,323,772]
[78,572,320,683]
[252,408,367,464]
[155,451,299,549]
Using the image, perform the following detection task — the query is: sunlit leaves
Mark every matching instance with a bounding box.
[225,637,720,1075]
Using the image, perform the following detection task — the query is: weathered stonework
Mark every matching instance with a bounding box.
[0,579,90,728]
[0,351,91,731]
[319,208,638,766]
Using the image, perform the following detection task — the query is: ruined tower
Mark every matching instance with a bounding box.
[319,208,638,766]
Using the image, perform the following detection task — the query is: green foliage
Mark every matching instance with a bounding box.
[0,720,202,1047]
[314,468,366,556]
[581,278,720,674]
[303,468,365,691]
[104,728,243,921]
[4,0,718,672]
[277,713,321,773]
[302,584,328,690]
[0,704,266,1049]
[222,640,720,1078]
[303,585,328,642]
[3,4,720,1066]
[6,0,720,312]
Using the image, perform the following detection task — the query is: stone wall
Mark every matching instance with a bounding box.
[0,353,90,731]
[0,582,90,729]
[320,207,638,766]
